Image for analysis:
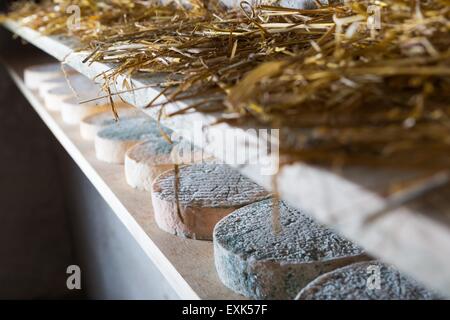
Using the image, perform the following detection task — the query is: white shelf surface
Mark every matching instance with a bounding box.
[3,20,450,297]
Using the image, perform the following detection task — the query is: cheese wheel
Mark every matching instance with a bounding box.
[125,138,205,191]
[80,108,140,140]
[151,164,270,240]
[42,75,102,111]
[60,96,113,125]
[38,77,68,97]
[296,261,440,300]
[95,117,171,164]
[24,63,65,90]
[43,86,70,111]
[213,199,368,299]
[38,73,84,98]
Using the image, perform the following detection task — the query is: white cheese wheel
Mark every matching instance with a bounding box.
[95,117,172,164]
[125,138,205,191]
[42,75,102,111]
[80,108,142,141]
[38,73,83,98]
[151,164,270,240]
[24,63,65,90]
[60,96,113,125]
[43,86,70,111]
[39,77,67,98]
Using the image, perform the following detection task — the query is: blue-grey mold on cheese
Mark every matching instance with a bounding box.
[213,199,369,299]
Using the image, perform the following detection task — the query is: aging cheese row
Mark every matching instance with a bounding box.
[25,62,439,300]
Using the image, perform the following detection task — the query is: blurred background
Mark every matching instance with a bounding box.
[0,1,177,300]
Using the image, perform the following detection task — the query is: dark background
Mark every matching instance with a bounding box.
[1,1,14,12]
[0,21,77,298]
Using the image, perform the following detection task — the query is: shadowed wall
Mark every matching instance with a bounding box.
[0,62,76,298]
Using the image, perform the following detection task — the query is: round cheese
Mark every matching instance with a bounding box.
[214,199,368,299]
[151,164,270,240]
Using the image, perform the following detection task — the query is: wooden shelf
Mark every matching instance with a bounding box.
[3,20,450,297]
